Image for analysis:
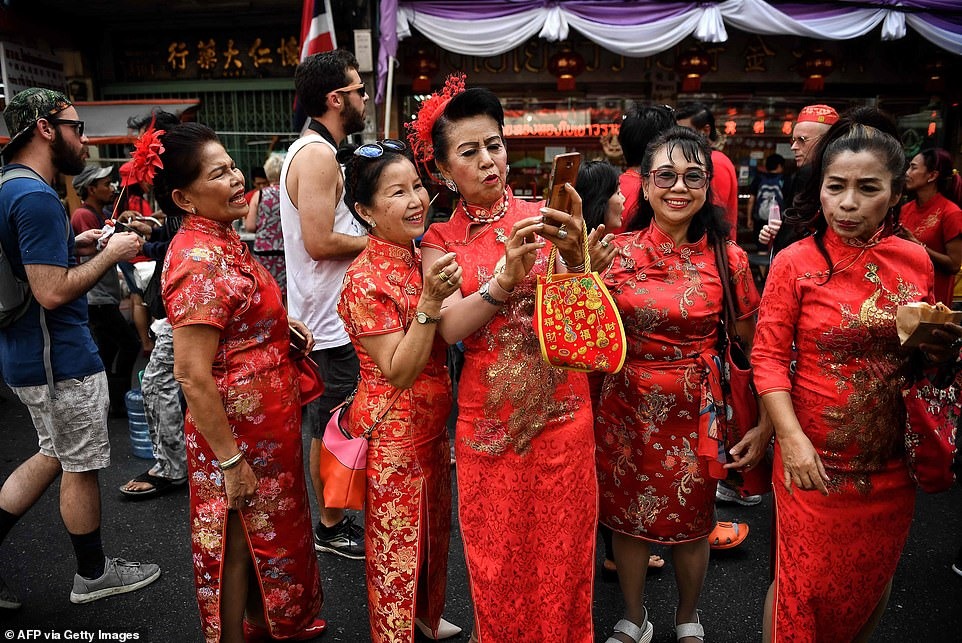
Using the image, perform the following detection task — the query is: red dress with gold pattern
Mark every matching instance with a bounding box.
[752,228,934,642]
[421,192,597,643]
[899,192,962,304]
[337,236,453,643]
[163,216,322,643]
[596,224,759,542]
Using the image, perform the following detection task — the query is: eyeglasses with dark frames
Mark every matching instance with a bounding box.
[354,139,407,159]
[47,118,85,137]
[648,168,710,190]
[331,82,366,98]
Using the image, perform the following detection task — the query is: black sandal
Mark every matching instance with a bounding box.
[119,471,187,498]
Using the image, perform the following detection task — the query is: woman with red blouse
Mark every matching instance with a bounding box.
[156,124,323,643]
[596,127,766,643]
[336,140,462,642]
[752,119,962,642]
[897,147,962,304]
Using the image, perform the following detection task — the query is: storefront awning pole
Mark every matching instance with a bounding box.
[383,55,395,138]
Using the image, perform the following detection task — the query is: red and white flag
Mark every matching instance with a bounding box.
[300,0,337,59]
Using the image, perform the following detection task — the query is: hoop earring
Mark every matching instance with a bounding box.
[444,179,458,192]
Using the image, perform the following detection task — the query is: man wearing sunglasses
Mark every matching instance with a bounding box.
[280,50,369,560]
[0,88,160,610]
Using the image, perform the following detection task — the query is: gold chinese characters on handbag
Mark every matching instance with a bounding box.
[534,228,626,373]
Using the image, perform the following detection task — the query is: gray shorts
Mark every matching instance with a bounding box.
[12,372,111,472]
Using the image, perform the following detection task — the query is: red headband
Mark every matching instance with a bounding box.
[405,73,466,174]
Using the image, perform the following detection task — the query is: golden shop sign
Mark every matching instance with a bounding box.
[503,109,620,139]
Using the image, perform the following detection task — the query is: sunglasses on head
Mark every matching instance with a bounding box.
[353,139,407,159]
[648,168,710,190]
[47,118,85,137]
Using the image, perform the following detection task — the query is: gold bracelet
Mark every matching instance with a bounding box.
[218,451,244,471]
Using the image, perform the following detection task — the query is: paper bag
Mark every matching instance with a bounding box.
[896,302,962,348]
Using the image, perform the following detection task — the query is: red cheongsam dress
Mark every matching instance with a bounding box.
[899,192,962,304]
[163,215,321,643]
[752,228,934,642]
[596,223,759,542]
[421,191,597,643]
[337,236,453,643]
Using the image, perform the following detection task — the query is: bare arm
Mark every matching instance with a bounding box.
[244,190,260,233]
[287,142,367,260]
[172,324,257,510]
[24,231,143,309]
[928,237,962,277]
[356,253,462,389]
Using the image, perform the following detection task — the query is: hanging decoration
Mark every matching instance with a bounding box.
[796,47,835,92]
[405,48,440,93]
[547,48,585,92]
[676,46,711,92]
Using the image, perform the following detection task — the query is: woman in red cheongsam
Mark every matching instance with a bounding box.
[156,124,323,643]
[753,118,962,642]
[413,78,597,643]
[337,140,463,643]
[596,127,766,643]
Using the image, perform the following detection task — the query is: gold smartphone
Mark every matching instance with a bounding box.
[545,152,581,214]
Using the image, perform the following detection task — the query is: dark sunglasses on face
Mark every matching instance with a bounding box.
[649,169,710,190]
[354,139,407,159]
[47,118,85,137]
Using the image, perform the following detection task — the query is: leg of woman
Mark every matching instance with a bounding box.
[672,537,709,643]
[220,511,252,643]
[762,582,774,643]
[851,579,893,643]
[611,530,651,642]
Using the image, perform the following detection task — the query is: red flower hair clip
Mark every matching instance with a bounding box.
[405,72,466,175]
[122,117,166,188]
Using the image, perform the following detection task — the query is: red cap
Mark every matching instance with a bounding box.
[797,104,839,125]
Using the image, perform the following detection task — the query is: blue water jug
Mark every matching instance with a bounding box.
[124,388,154,460]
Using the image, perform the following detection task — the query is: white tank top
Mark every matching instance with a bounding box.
[280,134,366,348]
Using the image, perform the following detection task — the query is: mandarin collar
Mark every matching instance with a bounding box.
[824,223,891,252]
[181,214,240,243]
[367,235,417,266]
[646,221,707,254]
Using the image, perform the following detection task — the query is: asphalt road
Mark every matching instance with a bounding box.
[1,382,961,642]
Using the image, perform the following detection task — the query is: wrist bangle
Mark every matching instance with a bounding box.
[218,451,244,471]
[479,281,505,306]
[558,255,586,272]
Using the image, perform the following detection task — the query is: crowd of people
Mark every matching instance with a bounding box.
[2,48,962,643]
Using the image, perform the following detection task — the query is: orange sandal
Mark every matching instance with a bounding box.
[708,521,749,550]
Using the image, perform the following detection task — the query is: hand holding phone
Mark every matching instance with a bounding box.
[545,153,581,214]
[290,324,309,353]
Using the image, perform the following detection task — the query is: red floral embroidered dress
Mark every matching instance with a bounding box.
[420,191,597,642]
[752,228,934,642]
[899,192,962,304]
[596,224,759,542]
[162,215,321,643]
[337,235,453,643]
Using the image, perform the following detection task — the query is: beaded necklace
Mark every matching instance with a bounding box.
[462,189,509,224]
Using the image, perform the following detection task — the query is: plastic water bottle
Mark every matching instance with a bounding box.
[125,388,154,460]
[768,202,781,225]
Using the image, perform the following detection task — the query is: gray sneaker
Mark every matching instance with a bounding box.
[0,572,21,610]
[715,481,762,506]
[314,516,365,559]
[69,557,161,604]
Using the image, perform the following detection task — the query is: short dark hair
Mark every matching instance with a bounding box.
[153,123,221,216]
[675,103,717,142]
[431,88,504,165]
[765,153,785,172]
[575,160,620,233]
[342,143,415,230]
[295,50,359,118]
[127,109,181,133]
[619,106,675,168]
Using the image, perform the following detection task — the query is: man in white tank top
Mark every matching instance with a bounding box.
[280,50,368,559]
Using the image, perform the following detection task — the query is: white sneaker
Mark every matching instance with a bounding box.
[716,482,762,506]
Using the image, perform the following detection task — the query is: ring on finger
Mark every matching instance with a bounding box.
[438,271,449,282]
[557,225,568,240]
[600,239,609,249]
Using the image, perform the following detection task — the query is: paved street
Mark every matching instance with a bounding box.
[1,382,961,642]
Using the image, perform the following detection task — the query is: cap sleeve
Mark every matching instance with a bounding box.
[162,235,249,330]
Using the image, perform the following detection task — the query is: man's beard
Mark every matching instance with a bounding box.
[343,102,366,136]
[51,130,85,176]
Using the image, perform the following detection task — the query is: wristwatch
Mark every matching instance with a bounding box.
[415,311,441,325]
[478,281,506,306]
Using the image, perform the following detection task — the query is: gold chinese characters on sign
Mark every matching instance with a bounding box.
[163,35,301,77]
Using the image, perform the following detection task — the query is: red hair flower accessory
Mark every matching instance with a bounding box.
[122,117,165,188]
[405,72,465,174]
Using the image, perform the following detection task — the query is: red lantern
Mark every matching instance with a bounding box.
[547,49,585,92]
[676,47,711,92]
[796,47,834,93]
[405,49,440,93]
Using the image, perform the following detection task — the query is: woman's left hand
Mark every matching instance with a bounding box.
[541,183,585,267]
[224,459,258,511]
[724,424,769,471]
[288,317,315,357]
[920,321,962,364]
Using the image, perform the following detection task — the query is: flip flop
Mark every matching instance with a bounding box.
[708,521,749,550]
[120,471,187,498]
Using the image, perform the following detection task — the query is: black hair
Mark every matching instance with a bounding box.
[765,153,785,173]
[127,109,181,133]
[619,105,676,168]
[431,87,504,165]
[575,160,620,233]
[918,148,962,204]
[250,167,267,181]
[630,126,729,246]
[153,123,221,216]
[341,142,415,230]
[675,103,717,142]
[295,50,359,118]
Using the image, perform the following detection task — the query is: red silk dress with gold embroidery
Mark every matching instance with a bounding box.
[163,216,322,643]
[899,192,962,304]
[752,228,934,642]
[421,192,597,643]
[596,224,759,542]
[337,236,453,643]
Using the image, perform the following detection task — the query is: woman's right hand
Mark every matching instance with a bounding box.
[777,430,830,495]
[499,216,545,290]
[224,459,258,511]
[423,252,463,304]
[587,224,617,273]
